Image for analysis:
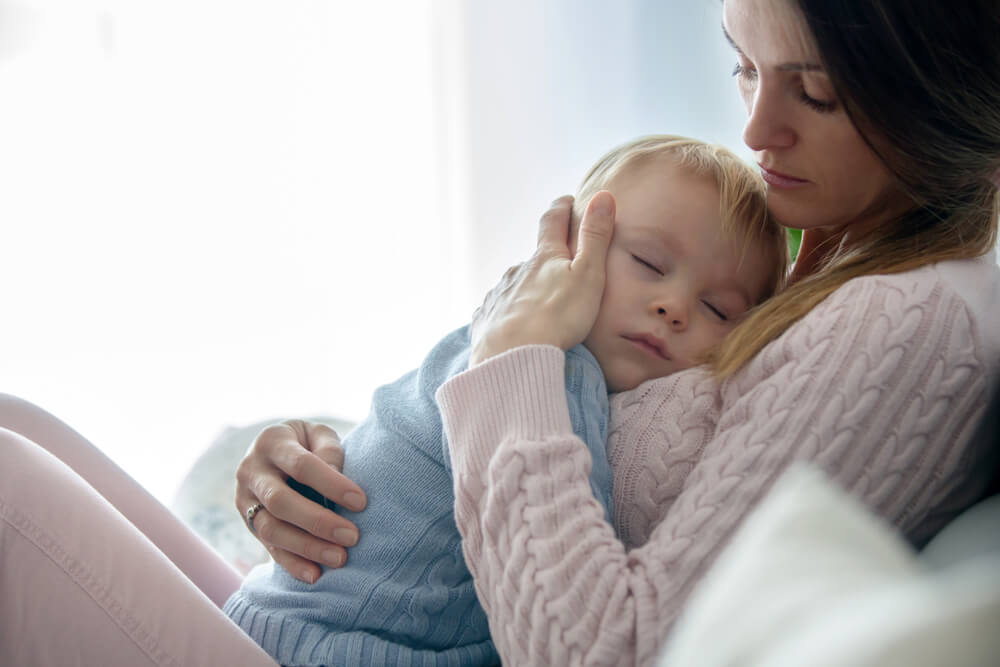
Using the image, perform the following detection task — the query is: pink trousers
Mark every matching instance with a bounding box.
[0,393,277,666]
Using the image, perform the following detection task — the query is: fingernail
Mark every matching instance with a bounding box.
[322,549,344,567]
[302,569,317,584]
[342,492,364,510]
[333,528,358,546]
[590,192,612,215]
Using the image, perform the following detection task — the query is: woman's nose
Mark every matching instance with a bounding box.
[742,86,796,152]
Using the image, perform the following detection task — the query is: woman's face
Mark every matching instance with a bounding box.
[722,0,908,234]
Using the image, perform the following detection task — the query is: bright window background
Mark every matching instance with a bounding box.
[2,0,750,504]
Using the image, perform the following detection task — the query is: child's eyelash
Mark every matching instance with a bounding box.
[631,254,663,275]
[703,301,728,321]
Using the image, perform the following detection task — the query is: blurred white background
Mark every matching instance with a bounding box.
[1,0,748,503]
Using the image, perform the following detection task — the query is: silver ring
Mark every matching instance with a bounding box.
[246,502,265,534]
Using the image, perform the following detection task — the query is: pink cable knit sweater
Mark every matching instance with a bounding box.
[436,253,1000,667]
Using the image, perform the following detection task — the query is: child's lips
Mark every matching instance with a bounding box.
[623,333,670,360]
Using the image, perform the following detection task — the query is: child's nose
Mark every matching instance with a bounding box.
[651,297,688,330]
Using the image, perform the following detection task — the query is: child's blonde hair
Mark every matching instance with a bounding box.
[573,134,789,307]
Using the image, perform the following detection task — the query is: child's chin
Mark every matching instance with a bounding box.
[607,373,644,394]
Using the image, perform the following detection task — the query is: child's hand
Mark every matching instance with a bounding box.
[469,192,615,366]
[235,420,367,584]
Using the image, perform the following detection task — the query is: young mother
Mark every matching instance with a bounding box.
[1,0,998,664]
[237,0,1000,663]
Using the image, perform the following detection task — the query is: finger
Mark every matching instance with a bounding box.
[247,468,361,545]
[536,195,575,253]
[572,191,616,275]
[267,429,367,511]
[284,447,366,512]
[300,421,345,471]
[269,546,324,585]
[235,483,331,583]
[252,508,349,576]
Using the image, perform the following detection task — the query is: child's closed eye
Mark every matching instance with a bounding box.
[631,254,663,275]
[703,301,729,321]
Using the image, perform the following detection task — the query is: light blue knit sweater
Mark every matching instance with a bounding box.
[224,325,612,666]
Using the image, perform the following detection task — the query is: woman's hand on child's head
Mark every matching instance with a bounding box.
[469,192,615,366]
[235,420,367,584]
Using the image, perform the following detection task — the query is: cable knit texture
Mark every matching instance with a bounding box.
[224,326,613,666]
[436,253,1000,667]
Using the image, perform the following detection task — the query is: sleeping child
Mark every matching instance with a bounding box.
[224,134,789,666]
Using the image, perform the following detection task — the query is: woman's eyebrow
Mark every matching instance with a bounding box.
[721,24,744,56]
[721,23,824,73]
[777,62,824,73]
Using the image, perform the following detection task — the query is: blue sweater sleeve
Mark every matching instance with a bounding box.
[563,344,614,522]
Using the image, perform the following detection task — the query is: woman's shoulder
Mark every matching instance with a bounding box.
[852,249,998,308]
[769,251,1000,404]
[832,250,999,368]
[733,252,998,393]
[837,249,997,304]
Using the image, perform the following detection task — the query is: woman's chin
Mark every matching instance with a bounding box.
[764,194,823,231]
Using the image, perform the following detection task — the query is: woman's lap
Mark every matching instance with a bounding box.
[0,395,275,665]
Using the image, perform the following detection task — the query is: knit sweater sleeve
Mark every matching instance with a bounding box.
[436,274,992,667]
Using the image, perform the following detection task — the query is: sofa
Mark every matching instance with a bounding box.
[174,418,1000,666]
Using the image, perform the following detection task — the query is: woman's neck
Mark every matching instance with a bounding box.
[786,185,916,284]
[787,202,910,284]
[788,226,880,284]
[788,229,837,284]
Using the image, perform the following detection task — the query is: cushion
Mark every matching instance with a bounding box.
[920,493,1000,570]
[658,464,1000,667]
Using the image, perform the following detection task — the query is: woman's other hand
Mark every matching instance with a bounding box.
[469,192,616,366]
[234,420,367,584]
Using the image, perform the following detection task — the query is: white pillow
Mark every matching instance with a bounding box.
[920,493,1000,570]
[658,464,1000,667]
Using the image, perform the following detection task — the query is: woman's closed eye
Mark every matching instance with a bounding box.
[631,254,663,275]
[732,62,757,85]
[798,90,837,113]
[732,62,838,114]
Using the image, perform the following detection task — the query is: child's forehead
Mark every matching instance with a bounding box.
[611,151,688,182]
[609,161,721,221]
[609,155,720,203]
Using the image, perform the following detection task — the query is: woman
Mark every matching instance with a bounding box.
[2,0,997,664]
[236,0,1000,664]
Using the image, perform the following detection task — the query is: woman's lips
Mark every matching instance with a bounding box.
[624,334,669,360]
[759,164,810,189]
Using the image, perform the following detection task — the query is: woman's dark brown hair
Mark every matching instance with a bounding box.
[711,0,1000,377]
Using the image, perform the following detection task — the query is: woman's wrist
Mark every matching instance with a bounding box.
[440,345,574,466]
[469,328,565,367]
